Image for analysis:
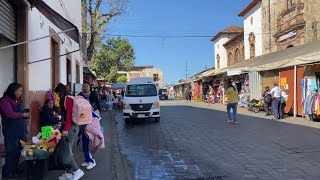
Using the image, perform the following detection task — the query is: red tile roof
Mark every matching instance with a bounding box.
[210,25,243,42]
[223,31,244,47]
[238,0,262,17]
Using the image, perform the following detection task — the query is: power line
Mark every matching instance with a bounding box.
[28,49,80,65]
[88,29,319,39]
[0,28,76,50]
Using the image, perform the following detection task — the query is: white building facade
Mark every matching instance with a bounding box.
[28,0,83,93]
[239,0,263,100]
[213,35,236,69]
[240,1,263,59]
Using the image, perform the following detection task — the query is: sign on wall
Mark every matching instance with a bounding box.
[279,31,297,42]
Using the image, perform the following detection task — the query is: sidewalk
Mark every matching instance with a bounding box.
[185,100,320,129]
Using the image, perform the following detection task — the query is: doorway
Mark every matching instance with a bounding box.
[51,37,60,89]
[67,57,72,91]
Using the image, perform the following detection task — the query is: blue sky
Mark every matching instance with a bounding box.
[108,0,251,84]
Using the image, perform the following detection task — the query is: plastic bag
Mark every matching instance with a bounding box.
[48,136,73,170]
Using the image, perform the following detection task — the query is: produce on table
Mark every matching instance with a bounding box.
[21,126,62,159]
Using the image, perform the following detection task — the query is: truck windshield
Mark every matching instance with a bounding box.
[125,84,157,97]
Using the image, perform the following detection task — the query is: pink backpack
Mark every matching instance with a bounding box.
[65,96,93,125]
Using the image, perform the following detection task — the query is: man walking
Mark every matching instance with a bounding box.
[270,83,281,120]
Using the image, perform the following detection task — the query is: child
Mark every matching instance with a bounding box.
[40,99,61,128]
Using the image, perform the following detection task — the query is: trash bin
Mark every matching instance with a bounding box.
[26,158,48,180]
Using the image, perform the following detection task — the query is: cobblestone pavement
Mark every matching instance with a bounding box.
[115,100,320,180]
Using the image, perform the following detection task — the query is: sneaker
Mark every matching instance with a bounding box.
[81,162,90,167]
[227,120,233,123]
[233,121,238,124]
[71,169,84,180]
[86,160,96,170]
[58,173,72,180]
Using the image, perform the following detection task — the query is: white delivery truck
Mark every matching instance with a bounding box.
[123,77,160,124]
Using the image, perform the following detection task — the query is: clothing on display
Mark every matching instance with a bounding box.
[301,75,320,121]
[304,93,320,116]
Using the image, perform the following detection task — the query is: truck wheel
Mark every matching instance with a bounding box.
[125,118,131,124]
[155,117,160,123]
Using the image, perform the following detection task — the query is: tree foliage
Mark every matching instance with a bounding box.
[91,37,135,82]
[116,75,128,83]
[82,0,128,61]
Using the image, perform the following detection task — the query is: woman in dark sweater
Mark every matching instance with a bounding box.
[40,99,61,127]
[0,83,30,178]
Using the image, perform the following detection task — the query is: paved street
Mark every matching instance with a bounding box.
[114,100,320,180]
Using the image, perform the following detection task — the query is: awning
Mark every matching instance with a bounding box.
[227,69,243,76]
[200,69,215,78]
[27,0,80,44]
[83,67,97,78]
[229,40,320,72]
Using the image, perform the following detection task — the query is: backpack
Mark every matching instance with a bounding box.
[65,96,93,125]
[264,93,272,103]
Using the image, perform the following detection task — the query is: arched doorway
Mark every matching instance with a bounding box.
[228,52,233,66]
[235,49,240,63]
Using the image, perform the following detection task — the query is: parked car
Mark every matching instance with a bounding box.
[123,78,160,124]
[159,88,168,100]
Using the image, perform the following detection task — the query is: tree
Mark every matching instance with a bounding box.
[82,0,128,62]
[91,37,135,82]
[116,75,128,83]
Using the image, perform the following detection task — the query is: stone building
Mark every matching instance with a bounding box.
[211,25,244,69]
[262,0,320,54]
[223,31,245,66]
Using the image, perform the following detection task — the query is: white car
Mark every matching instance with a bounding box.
[123,77,160,124]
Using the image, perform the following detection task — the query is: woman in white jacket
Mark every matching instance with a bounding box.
[108,91,115,111]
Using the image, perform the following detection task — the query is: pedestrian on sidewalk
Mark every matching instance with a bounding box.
[108,91,115,111]
[263,86,272,116]
[280,87,288,119]
[101,91,107,111]
[56,84,84,180]
[184,89,190,102]
[270,83,281,120]
[226,82,239,124]
[0,83,30,179]
[78,82,99,170]
[78,82,101,114]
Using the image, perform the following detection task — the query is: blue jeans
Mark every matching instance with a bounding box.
[227,103,238,122]
[2,128,23,176]
[273,98,281,119]
[102,100,107,109]
[82,133,94,163]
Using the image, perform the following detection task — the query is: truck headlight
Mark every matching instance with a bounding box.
[124,104,131,110]
[152,102,160,109]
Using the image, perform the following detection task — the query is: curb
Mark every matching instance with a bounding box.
[109,112,134,180]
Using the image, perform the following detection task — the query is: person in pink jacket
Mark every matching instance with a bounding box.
[85,115,105,152]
